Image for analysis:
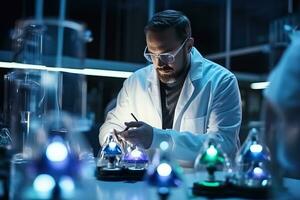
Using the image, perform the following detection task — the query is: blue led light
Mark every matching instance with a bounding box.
[253,166,264,177]
[130,148,142,159]
[157,163,172,177]
[160,141,169,151]
[250,144,263,154]
[261,179,268,186]
[102,140,122,156]
[46,141,68,162]
[33,174,56,193]
[59,176,75,193]
[123,146,148,164]
[108,141,117,150]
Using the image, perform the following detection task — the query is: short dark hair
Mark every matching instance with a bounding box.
[144,10,191,41]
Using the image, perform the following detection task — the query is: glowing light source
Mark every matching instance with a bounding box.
[0,61,133,78]
[41,72,58,87]
[250,82,270,90]
[159,141,169,151]
[157,163,172,177]
[59,176,75,192]
[250,144,263,153]
[33,174,56,193]
[200,181,221,187]
[253,167,264,177]
[206,145,218,158]
[108,142,117,150]
[123,147,148,164]
[46,141,68,162]
[130,148,142,159]
[262,179,268,186]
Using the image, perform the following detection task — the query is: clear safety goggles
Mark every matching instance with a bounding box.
[144,38,189,64]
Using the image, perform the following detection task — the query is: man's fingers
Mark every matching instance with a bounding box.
[113,129,128,146]
[124,121,144,128]
[122,129,139,138]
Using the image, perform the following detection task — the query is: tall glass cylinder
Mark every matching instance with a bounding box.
[4,19,91,152]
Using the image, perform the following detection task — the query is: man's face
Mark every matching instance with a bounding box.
[145,28,192,83]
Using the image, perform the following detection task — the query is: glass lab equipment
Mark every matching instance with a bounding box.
[194,137,231,187]
[122,145,149,170]
[3,70,44,153]
[146,141,183,200]
[9,111,95,200]
[12,19,91,67]
[4,18,91,153]
[0,128,12,199]
[97,134,123,170]
[235,128,271,187]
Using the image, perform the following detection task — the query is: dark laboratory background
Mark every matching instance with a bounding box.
[0,0,300,153]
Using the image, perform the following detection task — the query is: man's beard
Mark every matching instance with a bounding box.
[156,66,178,83]
[156,55,190,83]
[156,63,189,84]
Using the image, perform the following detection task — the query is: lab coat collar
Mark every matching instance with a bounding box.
[145,47,204,127]
[189,47,203,82]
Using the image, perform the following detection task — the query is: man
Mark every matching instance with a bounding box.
[99,10,241,167]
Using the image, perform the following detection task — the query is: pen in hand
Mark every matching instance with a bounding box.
[123,113,139,131]
[114,113,139,147]
[130,113,138,122]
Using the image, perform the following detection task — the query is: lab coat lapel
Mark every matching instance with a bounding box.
[173,47,203,129]
[147,66,162,127]
[173,75,194,129]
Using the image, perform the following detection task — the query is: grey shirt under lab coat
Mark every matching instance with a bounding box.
[99,47,242,167]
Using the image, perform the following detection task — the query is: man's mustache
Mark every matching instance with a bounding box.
[156,66,173,71]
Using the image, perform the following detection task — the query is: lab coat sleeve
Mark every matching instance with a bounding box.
[98,79,132,147]
[151,76,242,167]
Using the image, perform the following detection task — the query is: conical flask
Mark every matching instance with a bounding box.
[194,136,231,184]
[145,141,183,200]
[122,144,149,170]
[235,128,271,187]
[97,134,123,169]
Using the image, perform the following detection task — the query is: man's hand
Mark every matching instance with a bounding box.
[121,121,153,149]
[113,129,127,150]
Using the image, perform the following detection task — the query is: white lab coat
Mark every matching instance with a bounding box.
[99,47,241,167]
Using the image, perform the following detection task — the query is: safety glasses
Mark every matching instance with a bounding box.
[144,38,189,64]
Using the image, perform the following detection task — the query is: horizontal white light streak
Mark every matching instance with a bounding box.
[250,81,270,90]
[0,61,133,78]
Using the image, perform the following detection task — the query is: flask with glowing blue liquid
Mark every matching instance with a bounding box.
[145,141,183,200]
[122,145,149,170]
[97,134,123,170]
[235,128,271,187]
[9,112,95,200]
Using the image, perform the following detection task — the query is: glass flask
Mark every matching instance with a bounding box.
[9,111,95,200]
[146,141,183,200]
[97,134,123,170]
[235,128,271,187]
[122,144,149,170]
[194,137,231,183]
[244,161,271,187]
[0,128,12,148]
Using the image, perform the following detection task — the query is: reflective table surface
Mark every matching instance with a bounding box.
[89,171,300,200]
